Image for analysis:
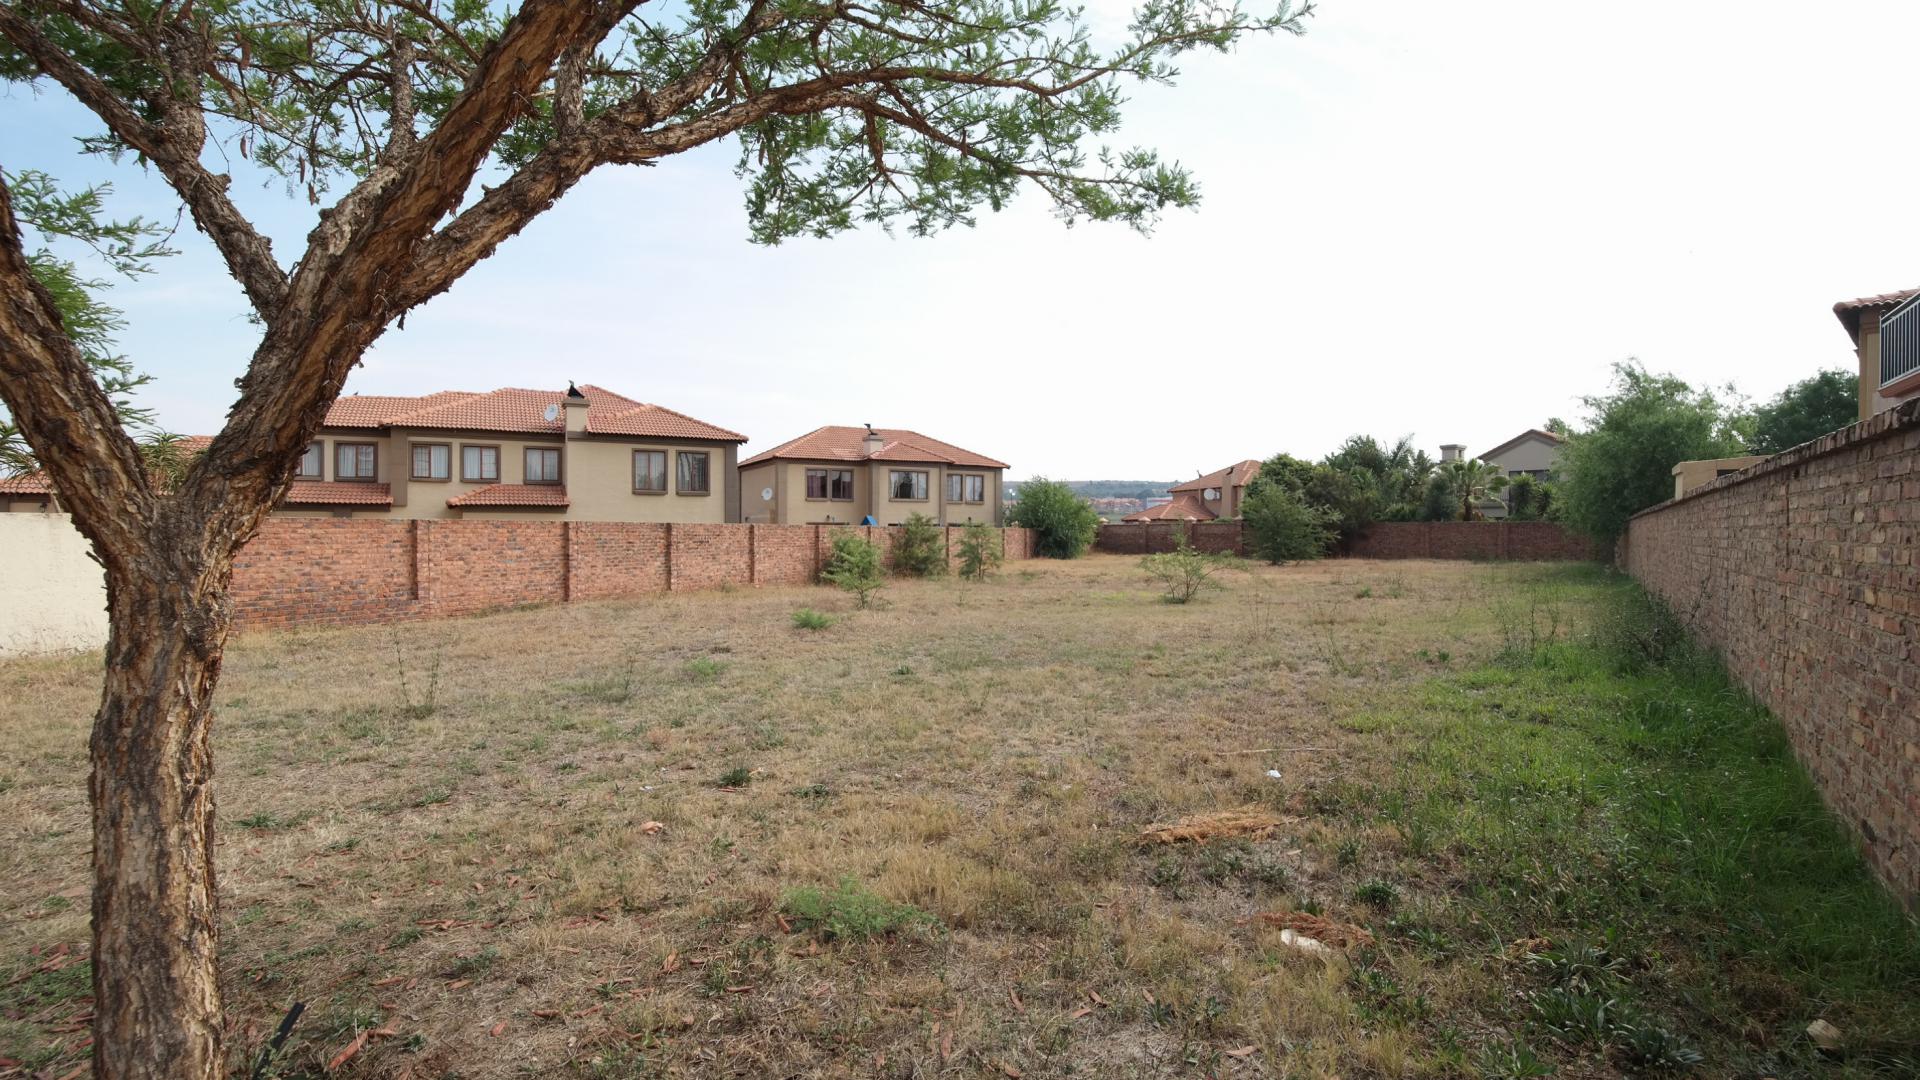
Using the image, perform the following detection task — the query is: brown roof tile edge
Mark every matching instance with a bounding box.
[1627,397,1920,522]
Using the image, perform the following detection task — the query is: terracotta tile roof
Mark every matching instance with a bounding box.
[1834,288,1920,339]
[1170,459,1261,493]
[1478,428,1564,462]
[1123,495,1217,522]
[325,392,478,429]
[284,481,393,506]
[741,426,1008,469]
[446,483,571,508]
[324,386,744,441]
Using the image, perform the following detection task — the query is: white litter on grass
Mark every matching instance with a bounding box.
[1265,769,1282,780]
[1278,929,1331,956]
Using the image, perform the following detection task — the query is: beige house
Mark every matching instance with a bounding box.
[1834,287,1920,421]
[737,426,1008,526]
[3,385,747,522]
[1671,455,1771,499]
[1474,428,1564,520]
[1123,460,1261,522]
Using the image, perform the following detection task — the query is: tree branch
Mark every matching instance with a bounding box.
[0,2,290,317]
[0,168,153,554]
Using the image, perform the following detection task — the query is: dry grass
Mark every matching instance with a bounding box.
[0,558,1617,1077]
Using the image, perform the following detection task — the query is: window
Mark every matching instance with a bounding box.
[633,450,667,493]
[947,473,985,503]
[890,470,928,500]
[524,447,562,485]
[461,445,500,482]
[296,441,323,479]
[410,443,451,481]
[677,451,711,494]
[806,468,855,500]
[335,442,377,481]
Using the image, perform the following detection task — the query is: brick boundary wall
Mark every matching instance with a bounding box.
[1095,520,1598,560]
[1621,399,1920,907]
[230,521,1035,632]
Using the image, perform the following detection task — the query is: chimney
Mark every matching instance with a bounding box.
[1440,443,1465,464]
[863,423,884,457]
[563,381,589,434]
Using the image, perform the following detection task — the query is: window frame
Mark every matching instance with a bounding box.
[946,472,986,504]
[676,450,712,495]
[334,441,378,482]
[632,449,669,494]
[805,467,856,502]
[523,446,563,486]
[410,442,452,482]
[460,444,501,483]
[889,469,929,501]
[295,441,324,480]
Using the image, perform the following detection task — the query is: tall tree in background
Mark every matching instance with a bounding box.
[1558,361,1750,542]
[1748,368,1857,453]
[0,1,1313,1074]
[1436,457,1507,520]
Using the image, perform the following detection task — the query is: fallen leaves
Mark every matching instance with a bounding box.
[326,1030,368,1071]
[1138,808,1292,845]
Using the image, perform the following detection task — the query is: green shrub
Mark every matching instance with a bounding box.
[791,608,834,630]
[821,530,884,608]
[1139,528,1232,603]
[1007,477,1099,559]
[1241,482,1335,563]
[891,512,946,576]
[716,766,752,788]
[955,521,1003,581]
[779,877,936,941]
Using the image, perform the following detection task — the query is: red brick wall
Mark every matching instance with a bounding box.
[1094,520,1597,560]
[230,521,1036,632]
[1623,401,1920,906]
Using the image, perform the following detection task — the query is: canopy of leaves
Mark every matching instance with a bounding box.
[1748,369,1857,454]
[1007,476,1099,558]
[1247,435,1434,546]
[1557,361,1750,542]
[1436,458,1508,522]
[1240,481,1333,562]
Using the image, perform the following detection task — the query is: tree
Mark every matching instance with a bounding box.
[1503,473,1560,522]
[1558,361,1750,542]
[822,529,885,608]
[1748,369,1857,454]
[1240,481,1333,563]
[891,512,946,577]
[955,521,1002,582]
[1007,477,1101,559]
[0,1,1314,1074]
[1436,458,1508,521]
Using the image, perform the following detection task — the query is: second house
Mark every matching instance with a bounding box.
[738,425,1008,526]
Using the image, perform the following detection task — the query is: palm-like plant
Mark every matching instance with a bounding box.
[1438,459,1510,521]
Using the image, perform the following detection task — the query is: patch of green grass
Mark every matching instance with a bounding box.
[715,766,752,788]
[1362,568,1920,1076]
[779,878,937,941]
[684,657,727,681]
[791,608,834,630]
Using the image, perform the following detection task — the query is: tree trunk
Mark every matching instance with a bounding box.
[89,531,235,1080]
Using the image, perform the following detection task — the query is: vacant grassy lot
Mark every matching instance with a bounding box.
[1,557,1914,1078]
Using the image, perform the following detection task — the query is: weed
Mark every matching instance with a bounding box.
[779,878,936,941]
[446,946,499,978]
[715,766,752,788]
[1353,879,1399,909]
[1354,586,1373,599]
[684,657,727,681]
[1611,1018,1704,1072]
[789,784,833,800]
[791,608,834,630]
[1476,1039,1553,1080]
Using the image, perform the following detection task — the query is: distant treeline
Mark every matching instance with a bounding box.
[1033,480,1177,500]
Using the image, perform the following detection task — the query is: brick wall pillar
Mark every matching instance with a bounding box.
[664,522,676,591]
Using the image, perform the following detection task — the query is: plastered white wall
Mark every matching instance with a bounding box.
[0,513,107,657]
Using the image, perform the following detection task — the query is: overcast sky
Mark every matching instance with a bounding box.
[8,0,1919,480]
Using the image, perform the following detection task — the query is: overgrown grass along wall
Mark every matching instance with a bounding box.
[1345,565,1920,1077]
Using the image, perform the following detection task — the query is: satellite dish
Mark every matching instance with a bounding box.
[1204,487,1220,500]
[543,403,561,423]
[761,487,774,501]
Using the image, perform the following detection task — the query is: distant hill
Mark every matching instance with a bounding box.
[1010,480,1178,501]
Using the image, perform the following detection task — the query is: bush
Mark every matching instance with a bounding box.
[891,512,946,576]
[955,521,1002,581]
[779,878,937,941]
[1140,528,1233,603]
[1241,482,1334,563]
[791,608,833,630]
[821,530,884,608]
[1007,477,1099,558]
